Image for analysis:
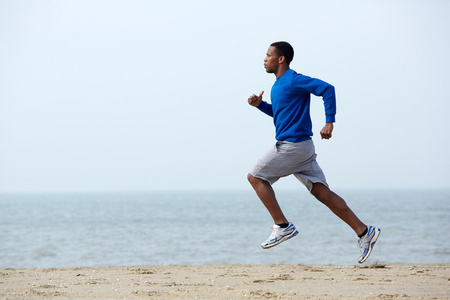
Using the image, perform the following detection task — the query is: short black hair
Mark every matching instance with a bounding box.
[270,41,294,65]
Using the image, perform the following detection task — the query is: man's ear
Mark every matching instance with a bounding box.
[278,55,286,64]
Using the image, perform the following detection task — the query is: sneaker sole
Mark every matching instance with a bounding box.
[358,228,381,263]
[261,230,299,249]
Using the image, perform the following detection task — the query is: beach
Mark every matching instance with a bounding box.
[1,191,449,299]
[1,264,448,299]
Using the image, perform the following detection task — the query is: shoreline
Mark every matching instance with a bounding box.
[1,263,448,299]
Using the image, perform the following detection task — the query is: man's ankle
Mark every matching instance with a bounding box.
[277,222,290,228]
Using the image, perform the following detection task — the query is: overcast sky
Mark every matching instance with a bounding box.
[1,0,449,193]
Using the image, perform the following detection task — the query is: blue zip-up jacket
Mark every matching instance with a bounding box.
[257,69,336,142]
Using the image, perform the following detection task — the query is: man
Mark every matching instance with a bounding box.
[247,41,380,264]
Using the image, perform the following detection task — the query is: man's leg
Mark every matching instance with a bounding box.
[248,173,298,249]
[311,182,367,236]
[247,173,288,225]
[311,182,381,263]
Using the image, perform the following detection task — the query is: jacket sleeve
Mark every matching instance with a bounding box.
[256,101,273,117]
[295,75,336,123]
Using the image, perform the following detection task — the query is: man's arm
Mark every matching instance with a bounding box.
[294,75,336,139]
[319,84,335,139]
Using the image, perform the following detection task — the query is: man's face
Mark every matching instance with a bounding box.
[264,46,280,73]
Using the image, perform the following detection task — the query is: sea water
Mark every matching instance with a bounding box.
[0,189,449,269]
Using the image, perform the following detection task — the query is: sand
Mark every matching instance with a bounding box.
[0,264,448,299]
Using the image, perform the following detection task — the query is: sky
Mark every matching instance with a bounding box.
[1,0,449,193]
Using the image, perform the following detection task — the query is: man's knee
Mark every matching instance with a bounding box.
[311,182,330,200]
[247,173,266,188]
[247,173,258,186]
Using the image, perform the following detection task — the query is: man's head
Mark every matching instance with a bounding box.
[264,41,294,76]
[270,41,294,65]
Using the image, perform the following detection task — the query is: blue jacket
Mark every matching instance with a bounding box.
[257,69,336,142]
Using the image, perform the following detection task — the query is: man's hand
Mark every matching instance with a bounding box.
[320,122,334,139]
[248,91,264,107]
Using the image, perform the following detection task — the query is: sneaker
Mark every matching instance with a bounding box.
[357,225,381,263]
[261,223,298,249]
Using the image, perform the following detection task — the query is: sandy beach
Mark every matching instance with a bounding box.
[0,264,448,299]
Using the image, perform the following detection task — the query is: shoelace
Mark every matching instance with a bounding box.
[358,237,370,254]
[268,225,281,239]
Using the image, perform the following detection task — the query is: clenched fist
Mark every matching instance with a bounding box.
[248,91,264,107]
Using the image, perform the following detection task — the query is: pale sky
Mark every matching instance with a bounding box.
[1,0,449,193]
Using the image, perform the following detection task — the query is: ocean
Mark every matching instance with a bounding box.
[0,189,449,269]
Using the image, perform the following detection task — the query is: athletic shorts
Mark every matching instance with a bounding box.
[249,139,328,192]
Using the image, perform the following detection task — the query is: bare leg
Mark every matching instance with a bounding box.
[311,182,366,236]
[247,173,288,225]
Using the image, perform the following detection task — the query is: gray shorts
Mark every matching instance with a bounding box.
[249,139,328,192]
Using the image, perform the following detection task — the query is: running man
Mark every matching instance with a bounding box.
[247,41,380,263]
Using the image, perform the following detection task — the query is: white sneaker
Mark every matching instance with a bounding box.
[357,225,381,263]
[261,223,298,249]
